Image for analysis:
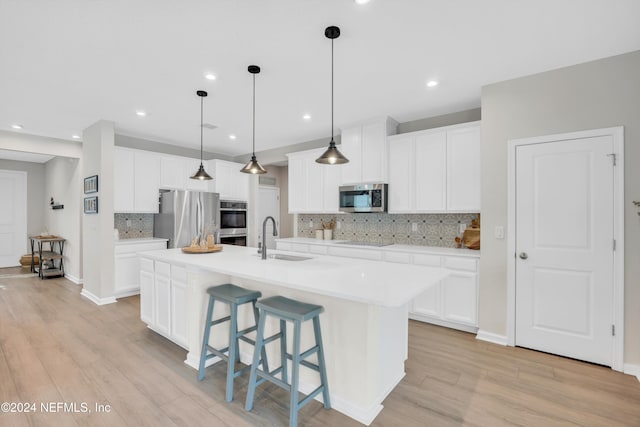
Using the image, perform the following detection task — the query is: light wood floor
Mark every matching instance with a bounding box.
[1,276,640,427]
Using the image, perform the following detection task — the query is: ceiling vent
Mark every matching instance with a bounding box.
[202,123,217,130]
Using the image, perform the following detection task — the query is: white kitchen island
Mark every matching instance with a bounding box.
[138,245,448,425]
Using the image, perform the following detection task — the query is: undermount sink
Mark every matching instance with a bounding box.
[268,254,312,261]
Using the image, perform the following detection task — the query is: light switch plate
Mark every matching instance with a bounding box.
[494,226,504,239]
[459,223,466,234]
[411,223,418,232]
[309,220,313,228]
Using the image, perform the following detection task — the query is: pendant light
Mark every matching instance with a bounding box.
[240,65,267,174]
[190,90,213,180]
[316,26,349,165]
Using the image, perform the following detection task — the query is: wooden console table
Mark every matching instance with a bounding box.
[29,236,65,279]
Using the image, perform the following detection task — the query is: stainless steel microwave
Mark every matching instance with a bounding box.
[339,184,388,213]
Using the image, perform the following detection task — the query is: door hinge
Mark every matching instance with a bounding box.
[607,153,617,166]
[612,324,616,336]
[613,239,616,251]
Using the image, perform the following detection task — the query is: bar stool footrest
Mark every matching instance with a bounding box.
[256,369,292,392]
[298,385,325,411]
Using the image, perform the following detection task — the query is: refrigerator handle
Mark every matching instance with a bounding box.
[196,194,202,239]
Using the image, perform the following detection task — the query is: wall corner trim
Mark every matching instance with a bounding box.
[623,364,640,382]
[80,289,117,306]
[476,330,508,346]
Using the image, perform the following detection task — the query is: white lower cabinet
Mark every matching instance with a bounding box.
[275,239,479,332]
[114,240,168,297]
[140,257,189,349]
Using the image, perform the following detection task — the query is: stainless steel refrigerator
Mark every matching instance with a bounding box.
[154,190,220,249]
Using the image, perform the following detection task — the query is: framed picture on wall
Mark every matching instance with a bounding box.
[84,196,98,214]
[84,175,98,194]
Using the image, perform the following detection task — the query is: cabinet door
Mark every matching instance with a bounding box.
[446,126,481,211]
[140,270,154,325]
[442,271,477,326]
[154,273,171,336]
[171,279,188,347]
[388,135,413,212]
[415,132,446,211]
[114,253,139,293]
[114,148,135,212]
[361,121,387,183]
[305,156,324,213]
[411,282,442,319]
[287,154,306,213]
[213,160,235,199]
[184,158,209,192]
[233,169,250,201]
[323,160,341,213]
[159,155,185,189]
[134,151,160,213]
[339,126,362,184]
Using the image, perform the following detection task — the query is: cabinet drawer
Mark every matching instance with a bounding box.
[172,265,187,283]
[289,243,309,253]
[442,256,477,272]
[140,258,154,273]
[308,245,328,255]
[384,252,411,264]
[276,242,292,251]
[327,246,382,261]
[155,261,171,277]
[412,254,441,267]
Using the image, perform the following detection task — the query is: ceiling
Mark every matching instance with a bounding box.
[1,0,639,160]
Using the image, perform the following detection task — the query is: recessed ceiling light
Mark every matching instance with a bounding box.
[72,134,81,139]
[136,110,146,117]
[303,114,311,120]
[204,73,217,81]
[426,80,439,88]
[229,134,237,140]
[11,124,23,129]
[354,0,371,4]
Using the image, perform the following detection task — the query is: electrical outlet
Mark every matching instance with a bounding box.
[336,221,341,230]
[459,223,466,234]
[411,222,418,232]
[495,226,504,239]
[126,219,131,227]
[309,220,313,228]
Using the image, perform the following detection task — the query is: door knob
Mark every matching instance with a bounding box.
[519,252,528,260]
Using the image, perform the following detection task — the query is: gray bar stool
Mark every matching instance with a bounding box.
[198,284,269,402]
[245,295,331,427]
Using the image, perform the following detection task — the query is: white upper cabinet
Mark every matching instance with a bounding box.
[114,147,160,213]
[287,148,341,214]
[446,126,481,211]
[388,121,480,213]
[340,117,398,185]
[159,155,185,189]
[208,159,250,201]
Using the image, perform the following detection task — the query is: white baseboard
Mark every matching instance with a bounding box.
[476,329,508,346]
[409,314,478,334]
[65,273,83,285]
[80,289,117,306]
[623,364,640,381]
[114,289,140,299]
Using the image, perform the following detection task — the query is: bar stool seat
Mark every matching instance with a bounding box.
[245,295,331,427]
[198,283,268,403]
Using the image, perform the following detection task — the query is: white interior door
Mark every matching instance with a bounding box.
[0,170,27,267]
[515,135,614,366]
[257,186,280,249]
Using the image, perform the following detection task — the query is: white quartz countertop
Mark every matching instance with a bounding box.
[139,245,449,307]
[275,237,481,258]
[114,237,168,245]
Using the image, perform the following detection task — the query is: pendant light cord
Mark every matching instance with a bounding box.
[331,37,334,143]
[253,73,256,156]
[200,94,204,166]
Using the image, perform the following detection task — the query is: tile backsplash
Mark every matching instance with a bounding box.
[297,213,479,248]
[114,213,154,239]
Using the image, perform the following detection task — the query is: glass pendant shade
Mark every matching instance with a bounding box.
[190,90,213,180]
[191,163,212,180]
[240,155,268,174]
[240,65,267,174]
[315,140,349,164]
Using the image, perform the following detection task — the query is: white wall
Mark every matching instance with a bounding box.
[44,157,82,282]
[0,159,45,240]
[82,121,115,303]
[480,50,640,364]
